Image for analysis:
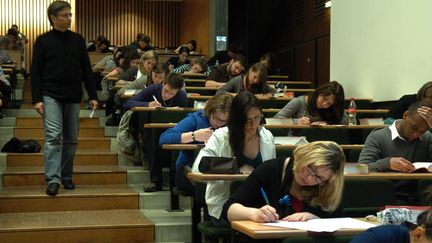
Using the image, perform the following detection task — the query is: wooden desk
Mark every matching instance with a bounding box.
[88,52,111,66]
[162,144,363,151]
[144,123,385,130]
[231,220,375,239]
[181,73,207,79]
[268,75,290,81]
[187,172,432,182]
[7,50,21,71]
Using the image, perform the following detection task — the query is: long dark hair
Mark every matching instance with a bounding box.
[306,81,345,124]
[245,62,270,94]
[228,92,262,158]
[146,62,168,86]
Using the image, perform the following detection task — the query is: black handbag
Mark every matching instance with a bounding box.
[199,156,239,174]
[1,137,41,153]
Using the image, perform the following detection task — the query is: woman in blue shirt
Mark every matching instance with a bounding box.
[159,93,233,194]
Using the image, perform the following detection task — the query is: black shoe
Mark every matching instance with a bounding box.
[62,180,75,190]
[46,183,60,196]
[143,183,162,192]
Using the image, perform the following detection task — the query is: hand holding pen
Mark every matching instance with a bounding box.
[149,95,162,107]
[251,187,279,223]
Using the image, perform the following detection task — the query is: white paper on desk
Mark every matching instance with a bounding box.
[124,89,139,96]
[274,136,308,145]
[263,218,376,232]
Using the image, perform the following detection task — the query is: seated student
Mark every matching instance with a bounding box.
[87,36,111,53]
[359,102,432,203]
[0,28,21,50]
[260,52,278,76]
[116,50,158,85]
[172,57,209,75]
[130,34,153,54]
[175,39,198,54]
[351,209,432,243]
[10,24,28,45]
[222,141,345,223]
[216,62,274,97]
[274,81,348,125]
[167,46,190,72]
[384,81,432,125]
[159,93,233,194]
[103,46,137,80]
[123,72,187,109]
[123,73,188,192]
[207,41,244,67]
[205,54,247,88]
[115,62,168,101]
[192,91,276,226]
[0,66,12,109]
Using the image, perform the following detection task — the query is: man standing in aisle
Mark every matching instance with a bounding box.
[31,1,99,196]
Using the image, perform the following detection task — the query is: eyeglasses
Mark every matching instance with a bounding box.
[246,113,263,124]
[306,165,325,185]
[211,114,228,124]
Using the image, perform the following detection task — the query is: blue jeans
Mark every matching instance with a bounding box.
[43,96,80,185]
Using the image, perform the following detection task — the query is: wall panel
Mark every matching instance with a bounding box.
[75,0,180,48]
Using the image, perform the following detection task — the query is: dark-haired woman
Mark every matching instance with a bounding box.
[274,81,348,125]
[167,46,190,72]
[216,62,275,97]
[192,91,276,226]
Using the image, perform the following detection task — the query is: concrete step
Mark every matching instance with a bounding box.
[0,185,138,213]
[3,109,105,118]
[142,209,192,243]
[15,117,100,128]
[5,151,118,167]
[2,166,126,186]
[0,138,112,152]
[14,127,105,137]
[0,209,154,242]
[128,184,191,210]
[0,117,15,127]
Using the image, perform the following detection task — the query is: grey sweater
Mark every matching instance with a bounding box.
[359,123,432,171]
[274,96,349,124]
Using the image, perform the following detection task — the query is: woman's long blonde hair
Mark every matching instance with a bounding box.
[139,50,158,75]
[292,141,345,212]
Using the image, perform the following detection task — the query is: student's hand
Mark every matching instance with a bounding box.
[282,212,319,222]
[389,157,415,172]
[34,102,44,116]
[251,205,279,223]
[194,128,213,142]
[298,117,311,125]
[89,100,99,110]
[115,80,128,85]
[168,64,174,72]
[418,106,432,127]
[239,164,254,174]
[149,101,161,107]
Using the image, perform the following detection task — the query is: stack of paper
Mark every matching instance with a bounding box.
[264,218,376,232]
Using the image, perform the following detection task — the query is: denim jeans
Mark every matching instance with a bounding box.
[43,96,80,185]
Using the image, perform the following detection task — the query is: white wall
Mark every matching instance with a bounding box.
[331,0,432,101]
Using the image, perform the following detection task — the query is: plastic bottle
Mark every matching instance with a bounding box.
[348,98,357,125]
[164,47,168,53]
[215,60,219,66]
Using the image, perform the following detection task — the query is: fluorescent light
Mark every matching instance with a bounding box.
[325,1,331,8]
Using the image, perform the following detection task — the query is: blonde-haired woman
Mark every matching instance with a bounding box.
[116,50,158,85]
[222,141,345,223]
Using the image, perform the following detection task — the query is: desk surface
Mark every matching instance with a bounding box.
[188,172,432,181]
[145,123,385,129]
[162,144,364,151]
[231,219,376,239]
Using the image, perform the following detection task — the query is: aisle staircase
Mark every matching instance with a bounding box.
[0,77,192,242]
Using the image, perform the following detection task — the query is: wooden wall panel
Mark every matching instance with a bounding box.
[179,0,209,56]
[75,0,180,49]
[0,0,76,72]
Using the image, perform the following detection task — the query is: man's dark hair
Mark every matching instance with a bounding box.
[233,54,247,69]
[407,101,432,116]
[139,35,151,44]
[165,73,184,90]
[6,28,18,38]
[98,38,111,52]
[178,46,190,55]
[188,40,197,51]
[136,33,144,41]
[47,1,71,26]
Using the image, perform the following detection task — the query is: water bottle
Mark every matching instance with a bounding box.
[164,47,168,53]
[348,98,357,125]
[215,60,219,66]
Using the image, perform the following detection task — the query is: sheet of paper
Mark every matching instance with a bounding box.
[124,89,138,96]
[264,218,376,232]
[274,136,308,145]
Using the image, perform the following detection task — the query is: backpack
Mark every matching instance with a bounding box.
[116,110,143,164]
[1,137,41,153]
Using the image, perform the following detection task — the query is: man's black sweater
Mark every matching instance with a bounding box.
[31,29,98,104]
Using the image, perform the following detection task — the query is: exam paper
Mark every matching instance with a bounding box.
[263,218,376,232]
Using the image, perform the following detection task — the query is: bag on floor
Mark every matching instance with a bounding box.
[1,137,41,153]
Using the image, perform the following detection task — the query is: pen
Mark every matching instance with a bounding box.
[152,95,159,103]
[260,187,270,205]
